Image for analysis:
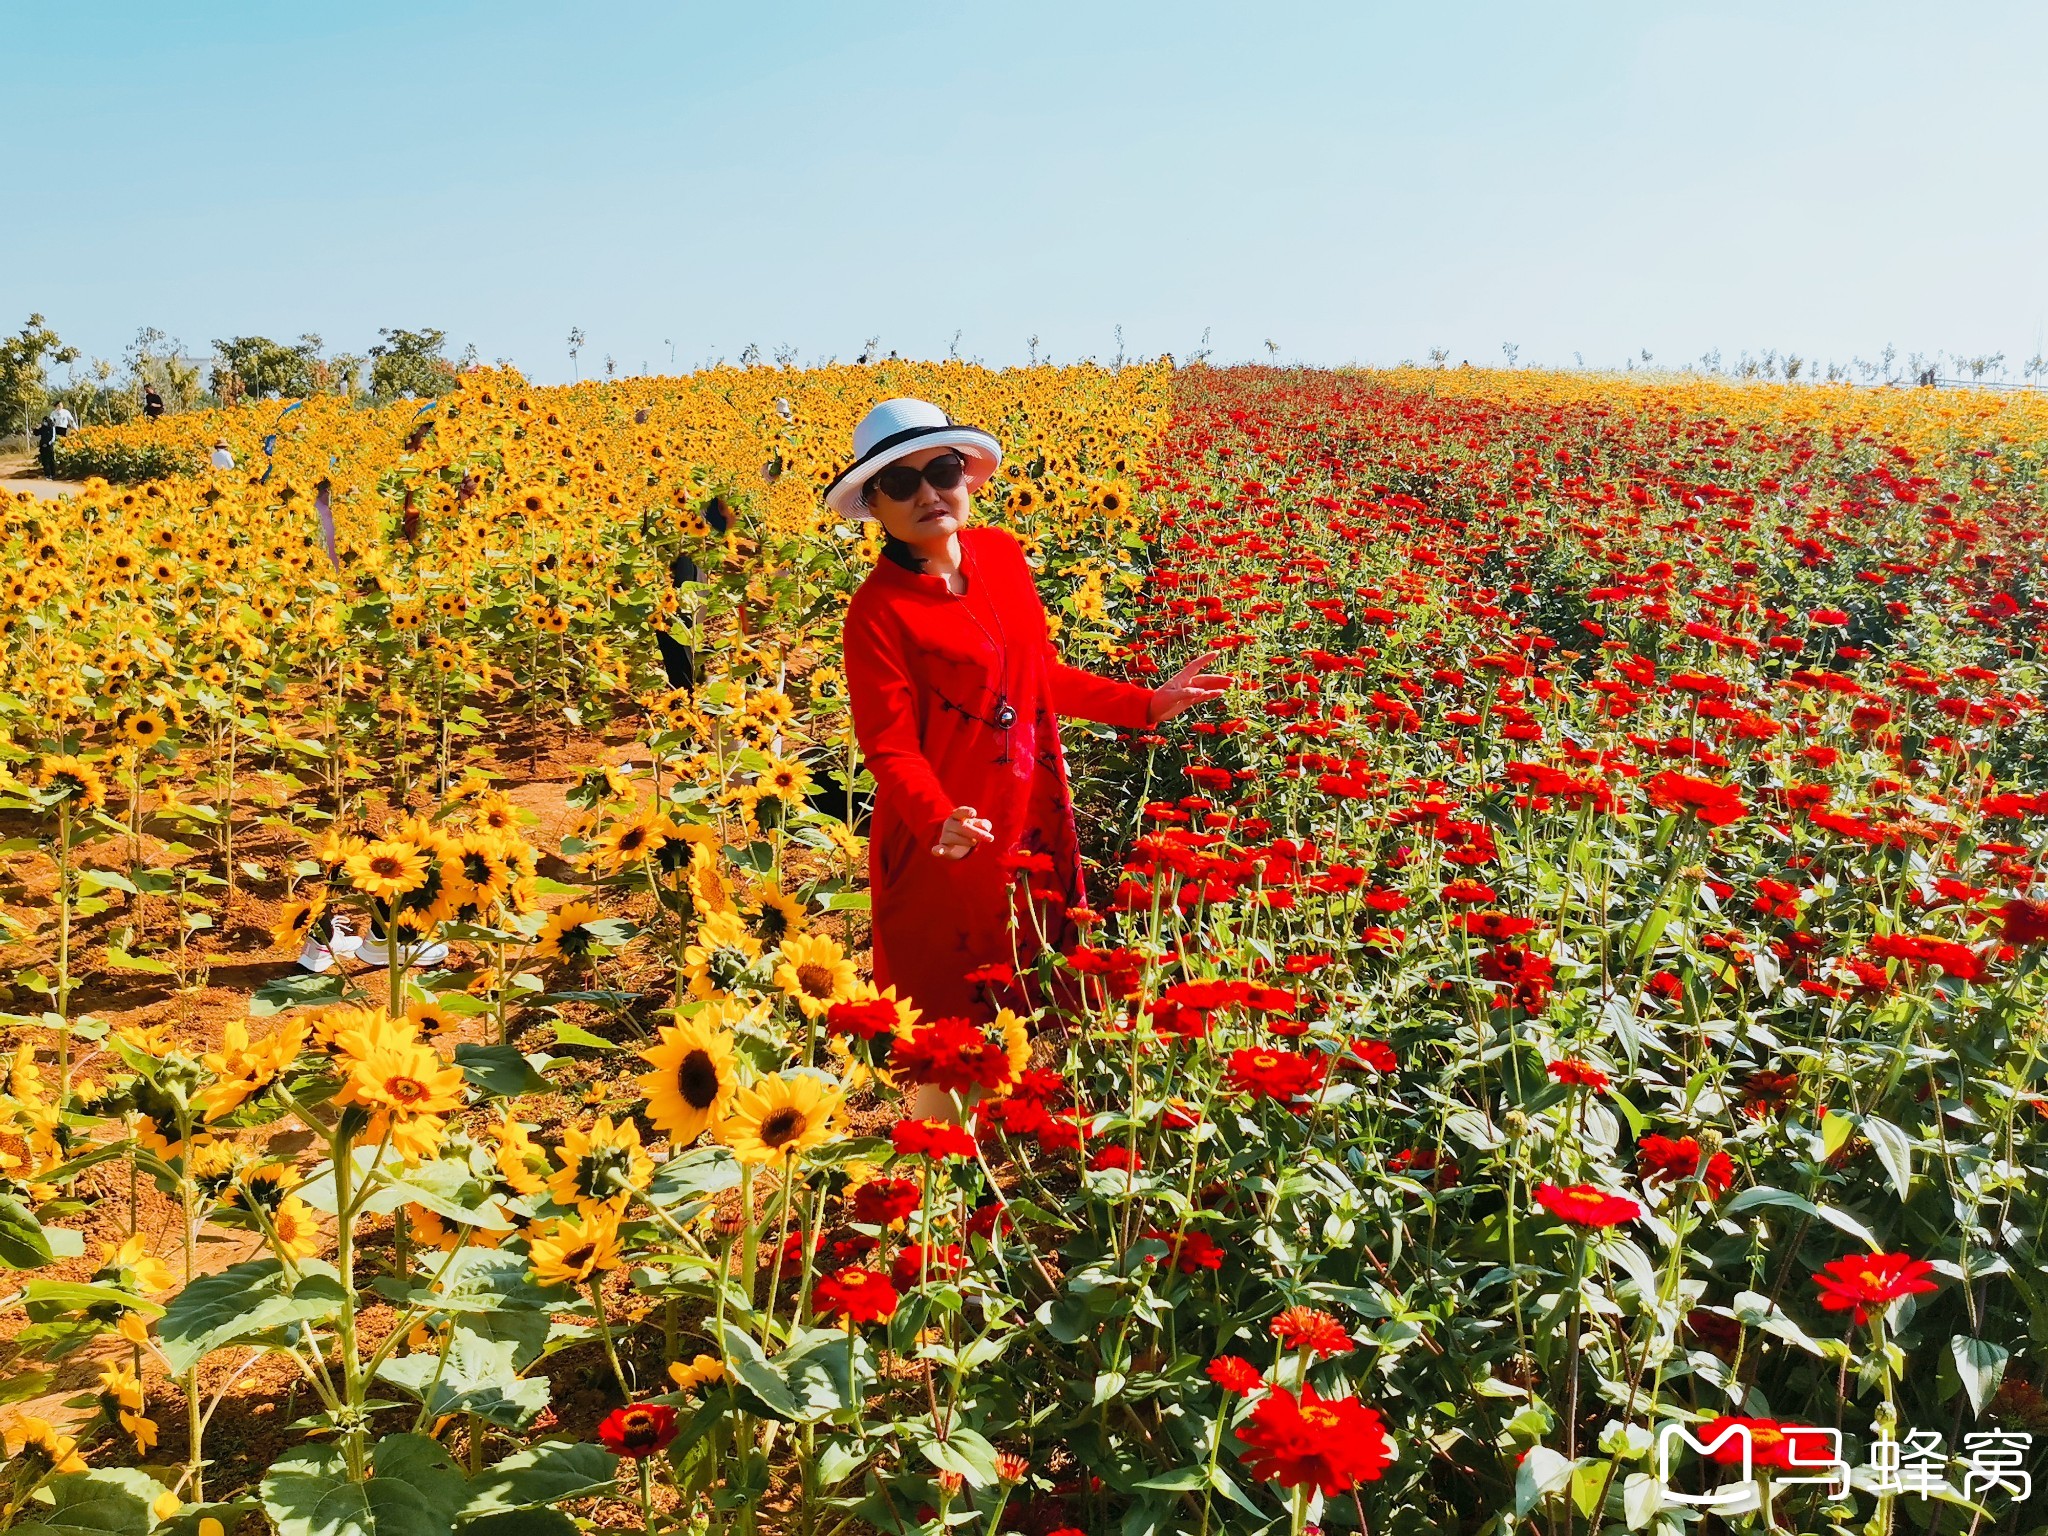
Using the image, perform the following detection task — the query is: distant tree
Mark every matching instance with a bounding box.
[368,328,458,400]
[124,327,204,413]
[211,334,324,401]
[1,313,81,443]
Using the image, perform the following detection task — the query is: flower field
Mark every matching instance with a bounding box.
[4,361,2048,1536]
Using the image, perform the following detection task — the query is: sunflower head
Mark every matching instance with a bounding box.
[638,1020,738,1147]
[720,1072,845,1167]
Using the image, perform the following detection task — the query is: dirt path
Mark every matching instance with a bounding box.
[0,450,81,499]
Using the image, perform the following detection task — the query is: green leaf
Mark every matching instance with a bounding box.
[21,1279,165,1321]
[718,1320,803,1421]
[104,944,176,976]
[646,1146,740,1209]
[456,1514,580,1536]
[377,1325,551,1429]
[459,1442,619,1517]
[1860,1115,1913,1199]
[154,1502,258,1536]
[158,1259,344,1374]
[778,1327,876,1421]
[1821,1110,1855,1159]
[916,1424,1003,1488]
[1951,1335,2008,1418]
[251,970,347,1017]
[1516,1446,1574,1516]
[1134,1467,1208,1492]
[78,868,138,895]
[546,1021,618,1051]
[11,1468,166,1536]
[361,1160,515,1231]
[263,1434,468,1536]
[0,1193,55,1269]
[454,1043,553,1098]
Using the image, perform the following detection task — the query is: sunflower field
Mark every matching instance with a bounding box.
[4,360,2048,1536]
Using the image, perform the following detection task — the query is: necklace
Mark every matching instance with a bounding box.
[949,544,1017,730]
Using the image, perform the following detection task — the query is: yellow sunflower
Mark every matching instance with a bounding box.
[535,898,607,964]
[330,1016,468,1161]
[271,892,325,951]
[489,1114,549,1197]
[719,1072,845,1168]
[743,883,809,946]
[344,839,432,900]
[32,754,107,813]
[681,909,764,1000]
[587,814,665,876]
[6,1414,86,1474]
[685,842,738,916]
[268,1195,324,1259]
[772,933,858,1019]
[527,1209,624,1288]
[758,755,813,805]
[637,1020,738,1146]
[547,1114,653,1213]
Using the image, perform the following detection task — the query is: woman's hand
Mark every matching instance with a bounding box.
[1147,650,1231,724]
[932,805,995,860]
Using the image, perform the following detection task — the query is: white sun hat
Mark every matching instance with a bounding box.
[823,398,1002,523]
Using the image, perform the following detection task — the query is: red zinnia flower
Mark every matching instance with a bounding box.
[1547,1058,1609,1091]
[2000,898,2048,946]
[1636,1134,1735,1198]
[889,1242,967,1288]
[1811,1252,1938,1326]
[850,1176,921,1227]
[1345,1038,1397,1073]
[890,1117,977,1160]
[825,996,901,1041]
[1453,910,1539,941]
[1236,1384,1394,1495]
[1269,1305,1354,1358]
[1533,1182,1639,1228]
[1145,1228,1226,1272]
[1645,769,1747,826]
[892,1016,1016,1094]
[1226,1047,1327,1102]
[1692,1416,1837,1471]
[812,1265,900,1326]
[1207,1354,1262,1393]
[597,1402,680,1457]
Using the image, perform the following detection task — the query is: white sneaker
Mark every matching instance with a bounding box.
[297,914,363,974]
[354,932,450,969]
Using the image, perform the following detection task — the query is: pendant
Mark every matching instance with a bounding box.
[993,702,1017,729]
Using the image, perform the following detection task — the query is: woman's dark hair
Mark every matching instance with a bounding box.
[881,532,925,572]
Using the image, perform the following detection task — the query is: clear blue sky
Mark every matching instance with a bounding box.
[12,1,2048,383]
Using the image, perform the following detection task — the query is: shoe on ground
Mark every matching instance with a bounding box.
[353,932,450,970]
[297,914,363,974]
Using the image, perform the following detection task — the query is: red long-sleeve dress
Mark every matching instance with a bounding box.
[843,526,1156,1023]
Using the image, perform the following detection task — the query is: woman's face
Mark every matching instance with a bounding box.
[865,446,972,544]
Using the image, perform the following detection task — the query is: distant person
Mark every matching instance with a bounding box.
[210,438,235,472]
[143,385,165,420]
[49,402,75,436]
[33,416,57,477]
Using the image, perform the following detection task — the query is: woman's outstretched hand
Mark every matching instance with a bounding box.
[933,805,996,859]
[1147,650,1231,724]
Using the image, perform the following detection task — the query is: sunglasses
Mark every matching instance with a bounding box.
[866,451,968,503]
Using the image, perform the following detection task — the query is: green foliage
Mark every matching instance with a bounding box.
[1,313,80,441]
[211,333,327,402]
[368,328,458,401]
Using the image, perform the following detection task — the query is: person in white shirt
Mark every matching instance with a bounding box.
[49,403,75,435]
[210,439,234,471]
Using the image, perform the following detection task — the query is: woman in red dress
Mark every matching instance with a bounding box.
[830,399,1226,1026]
